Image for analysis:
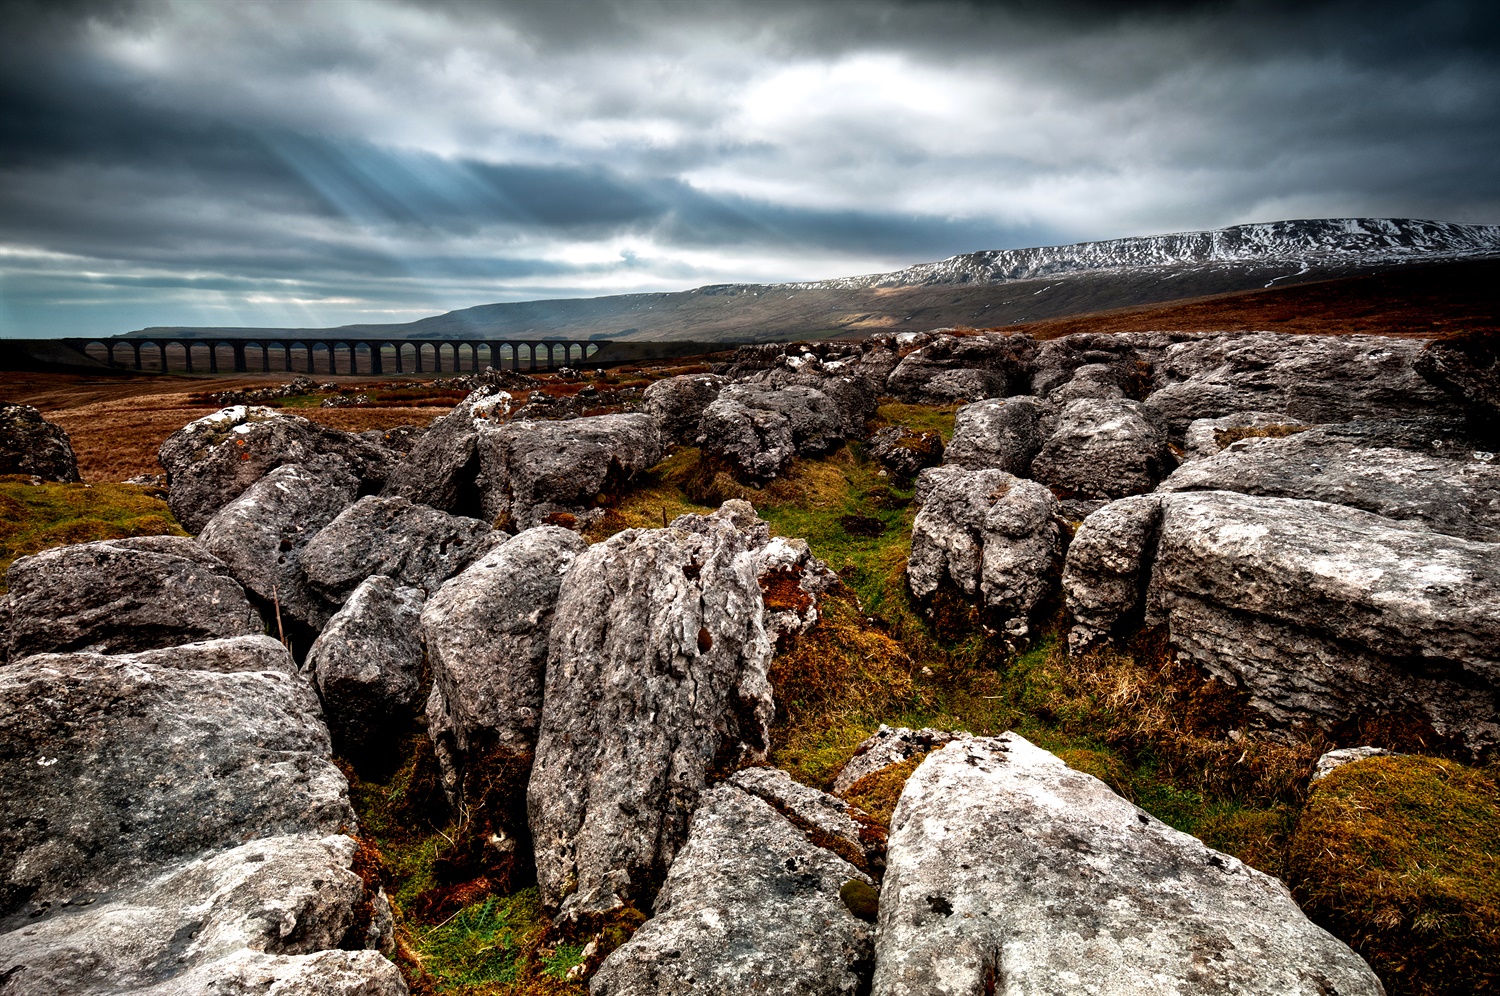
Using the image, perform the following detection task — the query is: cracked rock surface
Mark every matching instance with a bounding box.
[872,734,1382,996]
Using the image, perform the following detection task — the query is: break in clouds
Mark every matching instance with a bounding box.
[1,0,1498,337]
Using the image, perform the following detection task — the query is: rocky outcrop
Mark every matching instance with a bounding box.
[942,396,1054,474]
[381,388,515,516]
[872,734,1382,996]
[1414,331,1500,427]
[300,495,492,603]
[475,412,662,529]
[867,425,945,479]
[1064,490,1500,749]
[1030,398,1174,499]
[197,458,361,631]
[1030,330,1180,399]
[158,406,397,533]
[0,834,405,996]
[590,783,875,996]
[832,725,966,795]
[528,502,775,920]
[4,535,263,660]
[907,467,1062,638]
[0,404,80,482]
[306,576,426,764]
[1145,332,1460,436]
[423,526,587,804]
[1159,419,1500,541]
[0,647,353,916]
[1059,494,1163,653]
[744,354,879,438]
[642,373,727,445]
[699,383,844,479]
[885,333,1035,404]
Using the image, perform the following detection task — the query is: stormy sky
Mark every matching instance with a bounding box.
[1,1,1497,338]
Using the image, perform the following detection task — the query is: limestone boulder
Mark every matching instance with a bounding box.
[381,388,515,516]
[1030,330,1182,399]
[942,396,1054,475]
[907,466,1062,637]
[867,425,945,480]
[885,333,1035,404]
[300,494,492,604]
[1060,494,1164,653]
[1045,361,1130,404]
[306,576,427,764]
[0,404,79,482]
[1414,331,1500,427]
[475,412,662,529]
[158,406,397,532]
[642,373,727,445]
[4,535,263,661]
[1179,411,1304,461]
[1030,398,1174,499]
[422,526,587,806]
[0,649,352,916]
[197,458,361,632]
[832,725,967,795]
[744,354,879,438]
[729,766,885,874]
[528,501,776,920]
[0,834,405,996]
[872,734,1383,996]
[591,783,875,996]
[1159,419,1500,542]
[1063,490,1500,749]
[19,634,296,677]
[699,383,844,479]
[1144,332,1460,436]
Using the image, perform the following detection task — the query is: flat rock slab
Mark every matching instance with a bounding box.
[729,766,885,875]
[873,734,1383,996]
[4,536,263,661]
[0,652,353,916]
[591,783,874,996]
[0,833,404,996]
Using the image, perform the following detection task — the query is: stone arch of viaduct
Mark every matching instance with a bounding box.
[69,336,606,376]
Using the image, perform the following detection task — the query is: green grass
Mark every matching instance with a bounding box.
[875,401,963,443]
[0,476,186,592]
[413,890,550,990]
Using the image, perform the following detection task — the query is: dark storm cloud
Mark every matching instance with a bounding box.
[0,0,1497,336]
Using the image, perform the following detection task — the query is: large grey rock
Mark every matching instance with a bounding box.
[0,833,405,996]
[729,766,885,875]
[907,467,1062,637]
[306,576,427,762]
[1414,332,1500,427]
[1064,490,1500,749]
[4,535,263,661]
[832,725,966,795]
[197,458,361,631]
[1159,419,1500,541]
[745,354,879,438]
[1030,330,1183,399]
[1145,332,1460,436]
[885,333,1035,404]
[590,783,875,996]
[476,412,663,529]
[642,373,727,445]
[300,494,492,603]
[943,396,1054,474]
[699,383,844,479]
[1030,397,1174,499]
[0,650,353,916]
[872,733,1383,996]
[422,526,587,804]
[19,634,296,677]
[382,388,516,515]
[0,404,80,482]
[1060,494,1164,653]
[158,406,397,533]
[528,501,775,920]
[1180,411,1304,461]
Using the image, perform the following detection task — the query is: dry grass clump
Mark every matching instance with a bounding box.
[841,755,926,827]
[873,401,963,443]
[1287,756,1500,996]
[1213,423,1309,449]
[0,476,185,590]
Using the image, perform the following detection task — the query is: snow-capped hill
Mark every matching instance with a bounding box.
[782,218,1500,291]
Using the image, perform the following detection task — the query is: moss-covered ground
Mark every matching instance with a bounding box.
[0,475,185,591]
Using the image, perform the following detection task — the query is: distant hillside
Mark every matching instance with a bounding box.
[125,218,1500,344]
